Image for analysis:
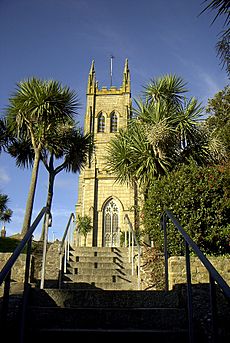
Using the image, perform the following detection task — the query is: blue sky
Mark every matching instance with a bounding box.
[0,0,228,240]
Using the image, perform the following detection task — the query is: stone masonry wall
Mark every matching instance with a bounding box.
[0,241,60,288]
[0,253,26,282]
[1,245,229,292]
[139,247,230,291]
[168,256,230,290]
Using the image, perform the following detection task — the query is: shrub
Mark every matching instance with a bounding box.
[143,161,230,256]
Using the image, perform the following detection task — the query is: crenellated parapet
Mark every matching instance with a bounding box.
[87,59,131,95]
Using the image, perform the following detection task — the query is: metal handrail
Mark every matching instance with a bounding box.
[58,212,75,289]
[0,207,49,285]
[162,209,230,343]
[0,206,50,343]
[124,214,141,290]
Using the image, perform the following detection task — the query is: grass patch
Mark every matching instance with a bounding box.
[0,237,40,253]
[0,237,24,253]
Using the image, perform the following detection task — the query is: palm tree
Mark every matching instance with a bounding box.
[200,0,230,76]
[5,77,79,236]
[0,193,13,235]
[0,118,11,154]
[7,123,92,240]
[106,75,216,196]
[77,214,93,246]
[143,74,187,107]
[39,125,92,240]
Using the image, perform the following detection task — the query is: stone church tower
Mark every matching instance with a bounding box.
[75,59,135,247]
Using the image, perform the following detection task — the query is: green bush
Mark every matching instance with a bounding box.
[143,161,230,256]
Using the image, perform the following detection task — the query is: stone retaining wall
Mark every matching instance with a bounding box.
[1,245,229,292]
[0,253,26,282]
[168,256,230,290]
[0,240,60,287]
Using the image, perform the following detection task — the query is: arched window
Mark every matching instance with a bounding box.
[110,112,118,132]
[104,200,119,247]
[98,113,105,132]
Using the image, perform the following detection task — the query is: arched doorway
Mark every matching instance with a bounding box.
[103,199,119,247]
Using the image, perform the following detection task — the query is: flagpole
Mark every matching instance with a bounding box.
[110,55,114,87]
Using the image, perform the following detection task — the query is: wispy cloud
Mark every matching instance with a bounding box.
[4,206,73,240]
[51,208,72,218]
[0,167,10,185]
[55,177,77,190]
[170,51,227,104]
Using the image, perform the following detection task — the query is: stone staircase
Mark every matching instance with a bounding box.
[25,287,189,342]
[21,246,191,342]
[3,246,194,342]
[62,246,139,290]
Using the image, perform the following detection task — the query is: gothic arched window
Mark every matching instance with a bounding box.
[104,200,119,247]
[98,113,105,132]
[110,112,118,132]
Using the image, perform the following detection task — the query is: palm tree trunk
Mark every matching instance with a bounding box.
[21,150,40,236]
[39,169,55,241]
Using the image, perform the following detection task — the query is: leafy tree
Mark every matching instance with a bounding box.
[200,0,230,76]
[77,215,93,246]
[205,85,230,157]
[143,161,230,256]
[5,77,78,236]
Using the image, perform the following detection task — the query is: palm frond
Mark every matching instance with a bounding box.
[7,138,34,169]
[143,74,188,108]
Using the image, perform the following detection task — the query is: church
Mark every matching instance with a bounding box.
[74,59,136,247]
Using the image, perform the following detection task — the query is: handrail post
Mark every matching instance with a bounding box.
[137,244,141,290]
[64,239,67,273]
[19,235,33,343]
[209,274,218,343]
[162,213,169,291]
[128,224,131,263]
[1,270,11,330]
[58,251,63,289]
[58,213,75,289]
[40,211,50,289]
[131,231,134,275]
[185,241,194,343]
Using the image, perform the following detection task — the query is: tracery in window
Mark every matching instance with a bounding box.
[104,200,119,247]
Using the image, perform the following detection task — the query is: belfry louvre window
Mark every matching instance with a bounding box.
[110,112,117,132]
[98,113,105,132]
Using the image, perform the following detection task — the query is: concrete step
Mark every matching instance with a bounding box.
[29,288,182,308]
[66,261,133,270]
[27,306,187,331]
[63,246,139,291]
[62,280,138,290]
[66,266,133,276]
[69,246,134,254]
[63,273,135,284]
[25,328,189,343]
[24,286,189,342]
[69,255,131,263]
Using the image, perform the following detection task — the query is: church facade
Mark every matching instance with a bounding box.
[74,59,136,247]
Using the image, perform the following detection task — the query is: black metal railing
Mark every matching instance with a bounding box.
[0,206,51,343]
[124,214,141,290]
[58,212,75,289]
[161,209,230,343]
